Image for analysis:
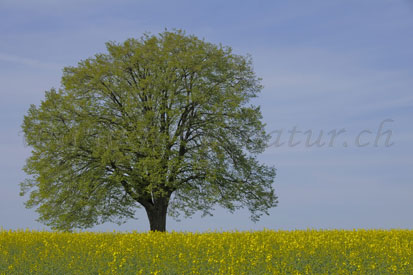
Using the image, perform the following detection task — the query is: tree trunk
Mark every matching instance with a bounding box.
[144,202,168,232]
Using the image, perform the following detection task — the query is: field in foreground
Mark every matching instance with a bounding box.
[0,229,412,274]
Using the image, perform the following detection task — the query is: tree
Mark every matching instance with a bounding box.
[21,30,278,232]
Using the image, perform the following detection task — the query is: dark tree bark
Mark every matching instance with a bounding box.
[143,199,169,232]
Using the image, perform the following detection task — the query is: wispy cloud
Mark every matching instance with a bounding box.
[0,53,60,69]
[251,45,413,130]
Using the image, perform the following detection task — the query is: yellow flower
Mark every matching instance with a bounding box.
[0,229,411,274]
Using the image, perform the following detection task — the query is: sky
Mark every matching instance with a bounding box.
[1,0,412,232]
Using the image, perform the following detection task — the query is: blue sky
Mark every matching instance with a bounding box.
[1,0,412,232]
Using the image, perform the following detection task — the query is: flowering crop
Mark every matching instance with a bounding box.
[0,229,411,274]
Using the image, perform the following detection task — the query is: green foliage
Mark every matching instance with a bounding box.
[21,30,277,230]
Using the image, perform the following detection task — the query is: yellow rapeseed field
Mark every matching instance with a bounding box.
[0,229,411,274]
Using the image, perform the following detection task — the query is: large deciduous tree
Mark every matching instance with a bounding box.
[21,30,277,232]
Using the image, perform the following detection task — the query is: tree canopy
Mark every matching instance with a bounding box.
[21,30,277,231]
